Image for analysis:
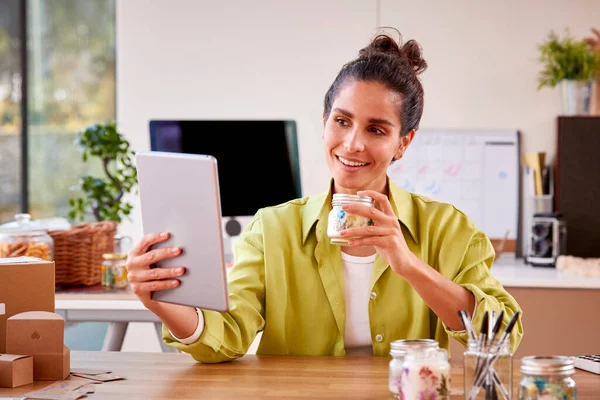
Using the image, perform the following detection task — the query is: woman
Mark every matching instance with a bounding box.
[126,30,523,363]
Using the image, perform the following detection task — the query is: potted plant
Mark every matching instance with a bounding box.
[69,121,138,223]
[537,29,600,115]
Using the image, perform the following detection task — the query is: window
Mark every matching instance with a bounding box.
[0,0,116,223]
[0,0,22,223]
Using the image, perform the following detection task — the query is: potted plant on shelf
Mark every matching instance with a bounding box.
[537,29,600,115]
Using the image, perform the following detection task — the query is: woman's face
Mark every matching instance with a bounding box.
[323,80,414,195]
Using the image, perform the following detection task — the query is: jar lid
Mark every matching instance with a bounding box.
[520,356,575,376]
[102,253,128,261]
[0,213,48,235]
[332,194,374,205]
[390,339,439,356]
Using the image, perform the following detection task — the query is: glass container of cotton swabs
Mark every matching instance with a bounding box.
[460,310,521,400]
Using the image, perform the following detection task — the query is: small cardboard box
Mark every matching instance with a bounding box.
[31,346,70,381]
[0,354,33,388]
[6,311,70,381]
[0,257,55,353]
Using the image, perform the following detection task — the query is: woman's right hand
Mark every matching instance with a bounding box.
[126,232,185,308]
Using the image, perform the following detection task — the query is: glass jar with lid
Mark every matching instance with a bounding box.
[400,346,450,400]
[519,356,576,400]
[0,213,54,261]
[327,194,374,245]
[101,253,128,290]
[389,339,440,398]
[464,339,513,400]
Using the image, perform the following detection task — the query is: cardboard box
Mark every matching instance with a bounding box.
[0,354,33,388]
[0,257,55,353]
[32,346,70,381]
[6,311,70,381]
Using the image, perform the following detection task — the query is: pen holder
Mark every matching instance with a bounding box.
[464,340,513,400]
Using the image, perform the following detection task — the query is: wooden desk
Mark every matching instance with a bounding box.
[1,352,598,399]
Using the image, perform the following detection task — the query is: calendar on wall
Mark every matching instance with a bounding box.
[388,128,520,241]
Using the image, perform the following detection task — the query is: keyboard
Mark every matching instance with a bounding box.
[574,355,600,374]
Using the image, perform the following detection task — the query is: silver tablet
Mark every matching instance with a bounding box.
[136,151,229,312]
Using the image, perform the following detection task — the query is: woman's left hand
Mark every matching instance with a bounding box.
[340,190,416,276]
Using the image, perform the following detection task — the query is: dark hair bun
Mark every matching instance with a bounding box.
[400,40,427,75]
[359,30,427,76]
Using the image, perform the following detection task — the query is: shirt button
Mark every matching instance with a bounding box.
[375,334,383,342]
[370,291,377,300]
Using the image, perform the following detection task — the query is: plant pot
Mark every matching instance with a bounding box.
[591,79,600,115]
[560,79,593,115]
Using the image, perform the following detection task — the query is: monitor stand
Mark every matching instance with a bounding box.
[221,216,253,264]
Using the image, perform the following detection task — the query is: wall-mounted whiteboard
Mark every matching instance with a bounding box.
[387,129,520,240]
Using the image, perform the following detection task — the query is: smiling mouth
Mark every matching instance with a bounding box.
[336,155,369,167]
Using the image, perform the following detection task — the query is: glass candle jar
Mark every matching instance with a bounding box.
[327,194,374,245]
[0,213,54,261]
[464,339,513,400]
[389,339,439,398]
[519,356,576,400]
[101,253,128,290]
[400,347,450,400]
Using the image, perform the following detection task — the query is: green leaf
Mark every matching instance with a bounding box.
[69,121,139,222]
[537,29,600,89]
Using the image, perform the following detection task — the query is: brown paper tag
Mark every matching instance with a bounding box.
[70,372,124,382]
[69,368,111,376]
[23,377,94,400]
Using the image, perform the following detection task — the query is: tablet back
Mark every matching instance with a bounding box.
[136,151,229,312]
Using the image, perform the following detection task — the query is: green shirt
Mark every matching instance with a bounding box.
[163,179,523,363]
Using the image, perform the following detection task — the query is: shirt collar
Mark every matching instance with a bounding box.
[302,177,419,245]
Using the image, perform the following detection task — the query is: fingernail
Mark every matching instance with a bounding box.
[340,230,347,236]
[171,280,179,287]
[160,232,168,238]
[341,204,349,210]
[177,267,185,274]
[171,247,180,254]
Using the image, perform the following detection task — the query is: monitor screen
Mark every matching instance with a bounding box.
[149,120,302,217]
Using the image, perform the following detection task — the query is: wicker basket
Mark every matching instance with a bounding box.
[49,221,117,287]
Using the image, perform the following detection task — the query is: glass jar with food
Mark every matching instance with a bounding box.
[101,253,128,290]
[0,213,54,261]
[519,356,576,400]
[327,194,374,245]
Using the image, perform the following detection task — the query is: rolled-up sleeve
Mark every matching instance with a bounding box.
[162,213,267,363]
[443,233,524,352]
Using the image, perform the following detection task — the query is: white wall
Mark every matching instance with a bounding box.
[116,0,378,242]
[380,0,600,162]
[115,0,599,353]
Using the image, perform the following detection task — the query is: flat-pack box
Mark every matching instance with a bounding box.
[6,311,70,381]
[0,257,55,353]
[0,354,33,388]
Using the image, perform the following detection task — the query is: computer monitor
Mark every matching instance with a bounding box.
[149,120,302,262]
